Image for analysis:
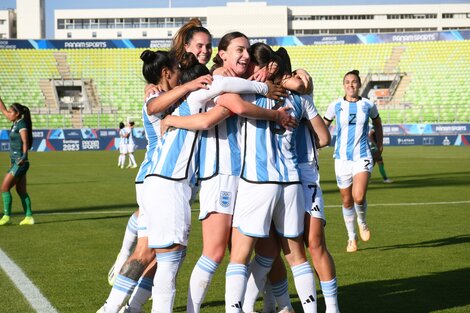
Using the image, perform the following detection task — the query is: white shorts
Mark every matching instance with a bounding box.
[198,174,239,220]
[142,176,192,248]
[127,143,136,153]
[119,143,128,154]
[135,183,148,238]
[233,180,304,238]
[334,158,373,189]
[299,162,325,222]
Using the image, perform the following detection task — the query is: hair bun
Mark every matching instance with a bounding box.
[140,50,157,63]
[351,69,360,76]
[179,52,199,70]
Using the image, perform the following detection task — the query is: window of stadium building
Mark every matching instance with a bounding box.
[58,16,207,30]
[387,14,437,19]
[292,14,374,21]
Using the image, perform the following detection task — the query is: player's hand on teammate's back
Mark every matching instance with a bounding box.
[144,83,163,99]
[276,106,298,130]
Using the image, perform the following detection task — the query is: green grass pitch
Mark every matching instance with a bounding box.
[0,146,469,313]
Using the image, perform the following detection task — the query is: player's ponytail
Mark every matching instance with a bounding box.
[171,18,212,63]
[11,103,33,150]
[140,50,179,85]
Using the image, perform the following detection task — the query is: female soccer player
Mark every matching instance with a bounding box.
[125,121,138,169]
[0,97,34,226]
[242,47,339,313]
[98,50,213,313]
[117,122,128,169]
[159,33,293,313]
[323,69,383,252]
[225,43,329,313]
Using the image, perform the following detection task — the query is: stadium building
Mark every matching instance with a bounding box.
[1,1,470,39]
[0,0,469,150]
[53,2,470,39]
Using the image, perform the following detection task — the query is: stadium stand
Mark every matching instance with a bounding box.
[0,39,469,129]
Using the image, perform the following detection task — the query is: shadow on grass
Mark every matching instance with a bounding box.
[180,267,470,313]
[7,203,137,224]
[34,214,130,225]
[35,203,138,214]
[288,268,470,313]
[364,234,470,251]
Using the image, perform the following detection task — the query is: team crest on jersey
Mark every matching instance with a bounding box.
[219,191,232,208]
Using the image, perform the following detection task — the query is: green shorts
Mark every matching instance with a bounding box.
[8,160,30,177]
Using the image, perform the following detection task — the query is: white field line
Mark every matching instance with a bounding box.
[32,200,470,216]
[0,249,59,313]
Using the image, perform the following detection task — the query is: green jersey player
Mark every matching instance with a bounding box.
[0,98,34,226]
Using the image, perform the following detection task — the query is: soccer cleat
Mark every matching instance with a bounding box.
[346,239,358,253]
[383,178,393,183]
[278,307,296,313]
[131,165,138,169]
[119,305,145,313]
[0,215,11,226]
[19,216,34,226]
[358,223,370,242]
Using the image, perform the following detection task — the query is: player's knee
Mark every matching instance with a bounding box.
[205,249,226,264]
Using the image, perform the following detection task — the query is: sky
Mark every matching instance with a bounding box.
[0,0,468,38]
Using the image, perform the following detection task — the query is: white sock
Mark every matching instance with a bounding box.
[320,277,340,313]
[126,276,153,312]
[129,154,137,166]
[342,206,357,240]
[263,280,277,313]
[354,201,367,226]
[152,250,185,313]
[187,255,219,313]
[105,274,138,312]
[243,254,274,313]
[272,279,292,311]
[118,154,125,167]
[225,263,248,313]
[291,262,317,313]
[115,214,138,275]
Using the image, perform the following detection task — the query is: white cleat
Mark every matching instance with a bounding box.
[346,239,358,252]
[358,223,371,242]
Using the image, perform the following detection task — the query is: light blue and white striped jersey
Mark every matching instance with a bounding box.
[146,98,206,181]
[119,128,129,145]
[189,75,268,180]
[135,93,164,183]
[240,92,317,183]
[296,121,319,168]
[125,126,135,146]
[324,97,379,161]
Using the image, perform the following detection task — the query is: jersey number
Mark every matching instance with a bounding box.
[307,184,320,212]
[349,114,356,125]
[364,159,371,170]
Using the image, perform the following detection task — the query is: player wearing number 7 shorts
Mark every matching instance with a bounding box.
[323,69,383,253]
